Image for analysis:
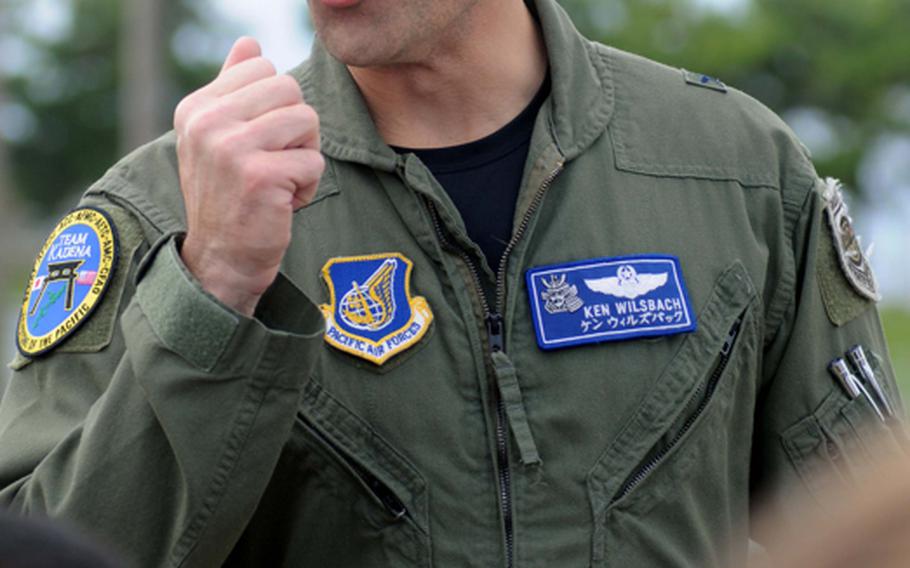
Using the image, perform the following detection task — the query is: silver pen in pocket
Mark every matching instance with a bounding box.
[829,358,886,422]
[847,345,895,419]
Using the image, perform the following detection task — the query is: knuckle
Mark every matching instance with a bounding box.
[211,128,245,160]
[276,75,303,100]
[253,56,278,77]
[310,151,326,173]
[294,183,320,210]
[297,151,325,181]
[303,104,320,126]
[173,99,190,130]
[183,115,203,141]
[296,104,320,131]
[185,106,220,140]
[240,158,270,190]
[174,95,205,132]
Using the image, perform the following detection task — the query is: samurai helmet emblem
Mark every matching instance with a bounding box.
[540,273,584,314]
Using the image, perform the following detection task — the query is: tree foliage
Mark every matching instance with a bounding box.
[3,0,908,212]
[558,0,910,192]
[2,0,220,214]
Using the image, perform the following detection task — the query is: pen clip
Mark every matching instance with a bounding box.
[847,345,895,418]
[829,358,860,399]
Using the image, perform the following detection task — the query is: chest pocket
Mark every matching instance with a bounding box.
[587,261,760,568]
[228,380,430,568]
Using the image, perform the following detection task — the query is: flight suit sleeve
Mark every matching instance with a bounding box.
[0,208,326,567]
[752,177,907,536]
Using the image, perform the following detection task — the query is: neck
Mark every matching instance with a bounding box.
[348,1,548,149]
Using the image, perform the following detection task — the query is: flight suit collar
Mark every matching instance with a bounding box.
[531,0,614,160]
[289,0,615,170]
[290,42,400,172]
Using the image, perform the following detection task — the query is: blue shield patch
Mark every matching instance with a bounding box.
[18,207,119,356]
[320,253,433,365]
[526,255,696,350]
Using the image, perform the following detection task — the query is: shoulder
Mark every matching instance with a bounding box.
[11,199,148,368]
[85,131,187,239]
[10,134,185,368]
[595,43,817,202]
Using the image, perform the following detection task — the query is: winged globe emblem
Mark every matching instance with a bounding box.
[584,264,668,300]
[339,259,397,331]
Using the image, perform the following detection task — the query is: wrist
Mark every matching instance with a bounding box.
[179,236,263,317]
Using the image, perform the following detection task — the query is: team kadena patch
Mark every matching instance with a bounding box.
[526,254,696,350]
[18,207,119,357]
[320,253,433,365]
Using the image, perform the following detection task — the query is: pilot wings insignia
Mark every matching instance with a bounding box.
[584,264,668,299]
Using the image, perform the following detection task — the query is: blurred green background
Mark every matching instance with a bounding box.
[0,0,908,394]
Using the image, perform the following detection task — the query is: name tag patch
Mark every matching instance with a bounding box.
[320,253,433,365]
[526,255,696,350]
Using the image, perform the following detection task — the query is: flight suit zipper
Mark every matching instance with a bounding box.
[611,314,745,504]
[299,415,409,521]
[422,160,564,568]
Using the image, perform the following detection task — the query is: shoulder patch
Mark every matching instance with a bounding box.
[681,69,728,93]
[17,207,119,357]
[822,178,879,300]
[817,179,877,326]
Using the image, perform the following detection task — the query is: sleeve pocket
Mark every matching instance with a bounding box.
[782,388,908,504]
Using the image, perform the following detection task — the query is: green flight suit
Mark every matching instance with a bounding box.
[0,0,905,566]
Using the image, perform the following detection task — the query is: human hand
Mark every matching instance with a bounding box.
[175,37,323,316]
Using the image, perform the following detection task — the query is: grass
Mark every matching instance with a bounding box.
[881,307,910,402]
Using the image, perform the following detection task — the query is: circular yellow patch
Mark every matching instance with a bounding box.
[17,207,119,357]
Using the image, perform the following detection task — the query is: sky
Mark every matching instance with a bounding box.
[211,0,314,72]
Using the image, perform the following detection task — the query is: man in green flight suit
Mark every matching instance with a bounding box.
[0,0,905,566]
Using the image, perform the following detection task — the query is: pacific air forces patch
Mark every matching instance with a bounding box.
[822,178,879,301]
[18,207,119,356]
[320,253,433,365]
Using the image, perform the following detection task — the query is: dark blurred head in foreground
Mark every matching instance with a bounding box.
[0,509,121,568]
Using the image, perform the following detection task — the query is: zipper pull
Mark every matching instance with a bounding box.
[720,316,743,357]
[365,475,408,521]
[492,350,542,466]
[487,313,505,352]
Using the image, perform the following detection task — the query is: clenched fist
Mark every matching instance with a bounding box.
[175,37,324,316]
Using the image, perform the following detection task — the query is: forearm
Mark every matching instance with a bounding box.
[0,238,324,567]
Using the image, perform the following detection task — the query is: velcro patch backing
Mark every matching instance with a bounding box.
[9,204,145,369]
[817,217,872,326]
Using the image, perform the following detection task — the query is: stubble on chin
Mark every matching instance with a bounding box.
[310,3,409,67]
[310,0,478,68]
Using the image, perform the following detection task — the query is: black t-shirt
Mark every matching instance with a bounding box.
[394,78,550,272]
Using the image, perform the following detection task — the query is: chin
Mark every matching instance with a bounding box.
[311,1,413,66]
[320,29,408,67]
[321,38,384,67]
